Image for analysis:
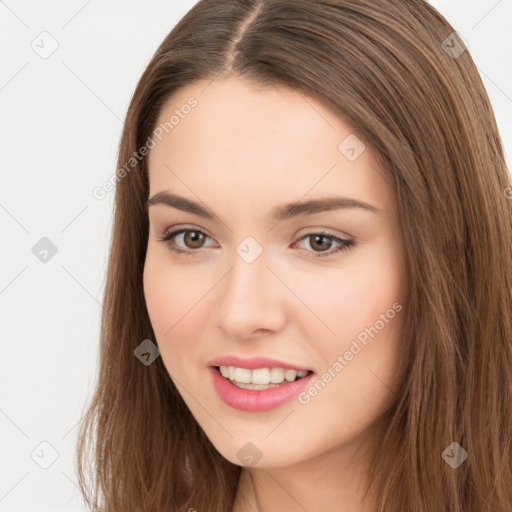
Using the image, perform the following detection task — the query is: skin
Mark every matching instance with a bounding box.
[143,75,409,512]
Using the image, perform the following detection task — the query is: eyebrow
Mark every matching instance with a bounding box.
[147,191,382,223]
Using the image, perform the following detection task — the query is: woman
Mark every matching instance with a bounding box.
[76,1,512,510]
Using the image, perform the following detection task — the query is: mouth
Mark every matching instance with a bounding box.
[212,365,314,390]
[209,365,316,411]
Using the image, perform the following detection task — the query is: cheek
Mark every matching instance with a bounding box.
[289,244,406,348]
[291,270,406,449]
[143,246,218,381]
[143,250,194,364]
[143,250,174,334]
[143,245,201,332]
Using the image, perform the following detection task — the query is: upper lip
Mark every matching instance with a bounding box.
[207,355,313,372]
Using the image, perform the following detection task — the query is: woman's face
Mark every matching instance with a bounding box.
[143,75,409,469]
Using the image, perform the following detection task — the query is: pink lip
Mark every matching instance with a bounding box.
[209,366,315,412]
[207,355,312,371]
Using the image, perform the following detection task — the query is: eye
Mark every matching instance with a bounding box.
[157,227,215,257]
[157,228,354,258]
[292,231,354,258]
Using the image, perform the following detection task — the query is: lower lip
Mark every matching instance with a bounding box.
[209,366,315,412]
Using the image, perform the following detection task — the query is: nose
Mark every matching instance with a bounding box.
[215,249,286,340]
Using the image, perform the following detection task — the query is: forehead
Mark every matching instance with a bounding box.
[147,76,394,219]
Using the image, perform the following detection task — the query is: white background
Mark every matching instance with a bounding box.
[1,1,511,510]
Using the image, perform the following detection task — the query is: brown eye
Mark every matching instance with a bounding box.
[293,231,355,258]
[157,228,214,256]
[182,230,206,249]
[308,234,334,252]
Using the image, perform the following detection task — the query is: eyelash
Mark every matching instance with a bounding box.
[156,228,354,258]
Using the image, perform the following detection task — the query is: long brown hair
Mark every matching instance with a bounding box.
[76,1,512,510]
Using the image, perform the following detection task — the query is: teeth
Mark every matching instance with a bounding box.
[232,382,282,390]
[252,368,270,384]
[235,367,251,383]
[218,365,310,385]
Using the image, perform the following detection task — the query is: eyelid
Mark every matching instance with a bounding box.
[160,224,215,239]
[294,226,354,241]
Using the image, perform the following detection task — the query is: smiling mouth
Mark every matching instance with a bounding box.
[213,365,314,390]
